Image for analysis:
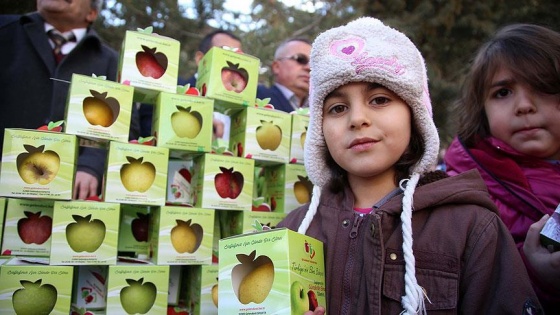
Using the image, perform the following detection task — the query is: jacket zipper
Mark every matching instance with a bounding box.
[341,213,364,314]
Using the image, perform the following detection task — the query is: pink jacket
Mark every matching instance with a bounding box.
[444,136,560,311]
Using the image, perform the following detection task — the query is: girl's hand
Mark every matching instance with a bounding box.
[304,306,326,315]
[523,215,560,290]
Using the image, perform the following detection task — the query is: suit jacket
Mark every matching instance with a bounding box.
[256,84,294,113]
[0,12,131,185]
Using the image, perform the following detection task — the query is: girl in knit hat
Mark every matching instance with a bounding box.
[278,17,541,314]
[444,23,560,313]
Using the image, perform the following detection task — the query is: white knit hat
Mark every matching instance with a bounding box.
[298,17,439,314]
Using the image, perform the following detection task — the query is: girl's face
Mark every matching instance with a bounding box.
[323,82,411,185]
[485,67,560,159]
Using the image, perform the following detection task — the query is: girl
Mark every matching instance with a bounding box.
[278,17,541,314]
[444,23,560,313]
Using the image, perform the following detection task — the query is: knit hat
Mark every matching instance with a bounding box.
[297,17,439,314]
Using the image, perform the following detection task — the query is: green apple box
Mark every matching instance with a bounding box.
[1,198,54,257]
[284,163,313,213]
[0,128,77,200]
[150,206,215,265]
[0,257,74,315]
[72,265,108,311]
[167,265,183,306]
[196,46,260,110]
[219,228,326,314]
[104,141,169,206]
[118,27,180,104]
[65,73,134,143]
[289,113,309,164]
[193,153,254,211]
[230,106,292,164]
[50,200,119,265]
[166,159,195,206]
[242,212,287,234]
[154,91,214,153]
[106,263,169,315]
[118,204,151,255]
[0,198,5,247]
[184,265,219,315]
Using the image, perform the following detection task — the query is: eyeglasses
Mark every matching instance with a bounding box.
[277,53,309,65]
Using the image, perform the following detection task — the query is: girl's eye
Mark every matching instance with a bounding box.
[329,104,347,114]
[493,88,511,98]
[370,96,390,105]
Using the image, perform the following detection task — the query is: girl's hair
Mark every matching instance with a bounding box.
[325,114,425,193]
[456,23,560,146]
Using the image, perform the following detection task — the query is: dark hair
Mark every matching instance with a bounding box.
[325,114,425,193]
[455,23,560,147]
[198,30,241,53]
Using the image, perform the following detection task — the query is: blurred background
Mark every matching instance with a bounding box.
[2,0,559,146]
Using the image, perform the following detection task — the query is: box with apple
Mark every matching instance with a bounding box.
[166,159,196,207]
[0,257,74,315]
[218,228,326,314]
[0,128,78,200]
[241,211,287,234]
[153,91,214,153]
[118,27,180,104]
[283,163,313,214]
[106,263,169,315]
[195,46,260,110]
[71,265,109,311]
[289,112,309,164]
[118,204,152,256]
[183,265,218,315]
[150,206,215,265]
[64,74,134,143]
[1,198,54,257]
[104,141,169,206]
[49,200,120,265]
[229,106,292,164]
[192,153,254,211]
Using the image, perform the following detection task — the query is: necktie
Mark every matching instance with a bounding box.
[47,29,76,63]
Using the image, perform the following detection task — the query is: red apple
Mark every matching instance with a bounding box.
[37,120,64,132]
[131,212,150,242]
[308,290,319,311]
[17,211,52,244]
[214,167,244,199]
[129,136,156,146]
[135,45,167,79]
[221,61,249,93]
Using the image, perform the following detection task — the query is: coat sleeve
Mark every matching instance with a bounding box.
[459,210,542,314]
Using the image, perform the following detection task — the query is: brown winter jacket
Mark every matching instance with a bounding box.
[277,170,542,314]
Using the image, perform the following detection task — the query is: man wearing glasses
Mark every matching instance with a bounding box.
[257,38,311,112]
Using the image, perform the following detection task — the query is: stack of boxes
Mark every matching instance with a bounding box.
[0,26,324,315]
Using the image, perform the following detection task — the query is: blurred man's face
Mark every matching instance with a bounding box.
[272,40,311,99]
[38,0,97,30]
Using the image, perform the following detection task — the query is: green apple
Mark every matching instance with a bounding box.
[12,279,57,315]
[120,278,157,314]
[120,156,156,192]
[290,280,310,314]
[256,120,282,150]
[171,105,203,138]
[66,214,106,253]
[170,219,203,254]
[16,144,60,185]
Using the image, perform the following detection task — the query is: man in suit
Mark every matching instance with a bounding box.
[0,0,139,199]
[257,38,312,112]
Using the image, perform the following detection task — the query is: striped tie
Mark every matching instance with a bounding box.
[47,29,76,63]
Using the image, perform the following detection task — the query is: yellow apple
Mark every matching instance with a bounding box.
[256,120,282,150]
[171,105,202,138]
[16,144,60,185]
[120,156,156,192]
[170,219,202,253]
[83,90,118,127]
[294,175,313,204]
[238,261,275,304]
[211,283,218,307]
[300,126,307,149]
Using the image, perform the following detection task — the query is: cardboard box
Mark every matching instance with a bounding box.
[193,153,254,211]
[65,73,134,143]
[153,92,214,153]
[118,204,152,255]
[166,159,195,206]
[289,113,309,164]
[1,198,54,257]
[118,28,180,103]
[104,141,169,206]
[150,206,215,265]
[50,201,120,265]
[230,106,292,164]
[106,263,169,314]
[72,265,109,310]
[0,257,73,315]
[0,198,6,248]
[0,129,77,200]
[184,265,218,315]
[218,228,326,314]
[196,46,260,110]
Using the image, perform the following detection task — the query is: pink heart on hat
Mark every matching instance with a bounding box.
[330,36,364,59]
